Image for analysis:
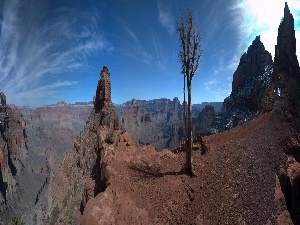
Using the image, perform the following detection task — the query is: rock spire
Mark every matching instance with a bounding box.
[274,2,298,76]
[210,36,273,132]
[266,2,300,111]
[94,66,112,113]
[92,66,119,130]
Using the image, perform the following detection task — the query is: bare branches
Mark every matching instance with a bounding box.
[177,10,202,80]
[176,10,202,176]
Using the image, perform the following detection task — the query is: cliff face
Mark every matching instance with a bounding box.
[0,101,50,224]
[22,102,93,172]
[211,36,273,132]
[117,97,184,150]
[263,2,300,114]
[194,105,217,136]
[264,3,300,222]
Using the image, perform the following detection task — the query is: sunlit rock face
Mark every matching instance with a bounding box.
[211,36,273,132]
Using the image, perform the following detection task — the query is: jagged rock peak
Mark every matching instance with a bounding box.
[266,1,300,113]
[232,36,272,92]
[0,92,6,106]
[276,2,296,58]
[94,66,112,112]
[247,36,265,53]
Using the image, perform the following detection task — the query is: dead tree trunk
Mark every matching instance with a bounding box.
[186,78,192,175]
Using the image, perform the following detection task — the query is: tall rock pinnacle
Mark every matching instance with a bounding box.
[94,66,112,113]
[274,2,298,74]
[92,66,119,130]
[268,2,300,110]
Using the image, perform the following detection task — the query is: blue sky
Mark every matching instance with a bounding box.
[0,0,300,107]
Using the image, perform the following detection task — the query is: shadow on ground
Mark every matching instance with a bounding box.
[128,160,184,179]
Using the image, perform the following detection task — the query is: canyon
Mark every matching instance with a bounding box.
[0,2,300,225]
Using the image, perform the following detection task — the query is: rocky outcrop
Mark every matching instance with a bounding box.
[54,98,295,224]
[49,66,123,224]
[22,101,93,172]
[231,35,273,111]
[263,2,300,114]
[211,36,273,132]
[0,103,50,224]
[266,4,300,222]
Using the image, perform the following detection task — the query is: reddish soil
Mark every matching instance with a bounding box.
[80,111,298,224]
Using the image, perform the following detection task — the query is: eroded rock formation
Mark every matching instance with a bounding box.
[194,105,217,136]
[49,66,123,223]
[0,101,50,224]
[267,3,300,222]
[211,36,273,132]
[117,97,185,150]
[263,2,300,114]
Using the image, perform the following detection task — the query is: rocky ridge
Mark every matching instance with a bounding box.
[51,65,299,224]
[265,3,300,222]
[263,2,300,115]
[50,51,300,225]
[2,2,300,224]
[48,66,123,224]
[211,35,273,132]
[21,101,93,172]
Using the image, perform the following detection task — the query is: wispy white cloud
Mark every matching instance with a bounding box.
[152,36,165,69]
[0,0,109,107]
[123,26,153,64]
[9,81,79,107]
[157,0,175,35]
[204,54,239,99]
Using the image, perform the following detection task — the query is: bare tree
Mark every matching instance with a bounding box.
[177,10,202,176]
